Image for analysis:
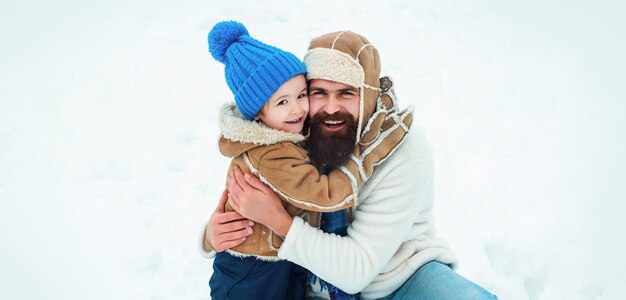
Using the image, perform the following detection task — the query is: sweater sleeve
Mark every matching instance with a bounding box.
[254,143,358,212]
[277,145,433,293]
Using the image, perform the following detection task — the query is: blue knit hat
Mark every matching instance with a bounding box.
[208,21,307,120]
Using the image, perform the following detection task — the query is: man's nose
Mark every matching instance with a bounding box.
[323,95,340,114]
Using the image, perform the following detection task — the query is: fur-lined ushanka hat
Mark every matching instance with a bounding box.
[304,31,381,143]
[304,31,414,181]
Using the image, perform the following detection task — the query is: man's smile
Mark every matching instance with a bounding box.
[322,119,345,131]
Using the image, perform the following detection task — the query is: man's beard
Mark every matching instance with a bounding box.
[306,111,357,174]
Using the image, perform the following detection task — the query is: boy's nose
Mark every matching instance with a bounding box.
[291,102,308,115]
[291,103,304,115]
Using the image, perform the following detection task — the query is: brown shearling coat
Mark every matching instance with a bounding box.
[216,103,362,260]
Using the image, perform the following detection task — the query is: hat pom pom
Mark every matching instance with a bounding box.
[208,21,249,63]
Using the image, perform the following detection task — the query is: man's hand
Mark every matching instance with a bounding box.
[228,165,293,237]
[205,189,254,252]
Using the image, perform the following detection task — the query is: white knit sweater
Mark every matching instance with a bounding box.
[199,128,458,299]
[277,128,458,299]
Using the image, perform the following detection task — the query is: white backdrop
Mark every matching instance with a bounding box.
[1,0,625,299]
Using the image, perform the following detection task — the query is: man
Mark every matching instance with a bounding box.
[201,31,496,299]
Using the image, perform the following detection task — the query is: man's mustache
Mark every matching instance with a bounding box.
[310,111,354,124]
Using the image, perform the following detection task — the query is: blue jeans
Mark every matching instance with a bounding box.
[309,261,496,300]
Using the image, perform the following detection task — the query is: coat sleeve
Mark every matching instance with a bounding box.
[277,142,433,293]
[198,221,217,259]
[254,143,358,212]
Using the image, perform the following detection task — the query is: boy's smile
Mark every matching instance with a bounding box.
[285,116,305,125]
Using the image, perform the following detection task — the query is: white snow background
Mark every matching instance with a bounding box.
[1,0,625,299]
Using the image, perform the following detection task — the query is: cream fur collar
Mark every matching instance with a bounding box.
[218,103,305,145]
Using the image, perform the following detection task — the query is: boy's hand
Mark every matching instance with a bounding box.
[228,165,293,237]
[205,189,254,252]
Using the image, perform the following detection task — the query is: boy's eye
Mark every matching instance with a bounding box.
[277,99,288,106]
[297,93,307,99]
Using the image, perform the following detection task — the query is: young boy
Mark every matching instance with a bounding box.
[206,21,370,299]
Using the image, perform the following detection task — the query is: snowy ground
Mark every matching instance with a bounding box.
[1,1,625,299]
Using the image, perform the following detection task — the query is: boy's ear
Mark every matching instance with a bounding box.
[254,108,265,121]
